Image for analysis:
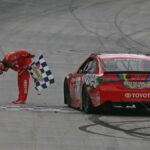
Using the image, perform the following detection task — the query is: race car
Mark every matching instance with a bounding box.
[64,53,150,113]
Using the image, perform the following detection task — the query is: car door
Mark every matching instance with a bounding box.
[70,57,98,107]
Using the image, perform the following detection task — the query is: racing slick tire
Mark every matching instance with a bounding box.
[64,79,71,107]
[135,103,147,110]
[82,86,94,113]
[99,102,113,113]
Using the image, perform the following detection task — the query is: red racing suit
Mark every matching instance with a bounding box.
[3,50,34,102]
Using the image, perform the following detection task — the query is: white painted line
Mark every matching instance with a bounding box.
[0,105,80,113]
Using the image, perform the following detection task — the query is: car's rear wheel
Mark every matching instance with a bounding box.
[99,102,113,113]
[135,103,147,110]
[64,79,71,107]
[82,86,94,113]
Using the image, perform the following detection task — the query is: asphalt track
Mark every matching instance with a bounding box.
[0,0,150,149]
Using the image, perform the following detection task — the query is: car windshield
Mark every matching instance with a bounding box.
[102,58,150,72]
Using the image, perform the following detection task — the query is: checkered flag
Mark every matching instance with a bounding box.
[28,55,55,92]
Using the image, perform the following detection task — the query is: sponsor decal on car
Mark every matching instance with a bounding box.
[124,81,150,89]
[119,73,150,89]
[125,93,150,99]
[82,74,103,88]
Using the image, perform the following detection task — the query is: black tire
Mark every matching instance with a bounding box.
[135,103,146,110]
[99,102,113,113]
[82,86,93,113]
[64,79,71,107]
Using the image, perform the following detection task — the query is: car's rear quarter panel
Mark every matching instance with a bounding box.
[95,73,150,105]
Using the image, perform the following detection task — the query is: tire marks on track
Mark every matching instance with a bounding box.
[0,0,70,44]
[114,0,150,53]
[68,0,106,52]
[79,113,150,140]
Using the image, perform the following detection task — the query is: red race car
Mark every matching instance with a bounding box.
[64,53,150,113]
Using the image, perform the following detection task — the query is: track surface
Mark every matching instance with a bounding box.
[0,0,150,149]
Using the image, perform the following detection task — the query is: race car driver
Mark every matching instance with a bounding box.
[1,50,35,104]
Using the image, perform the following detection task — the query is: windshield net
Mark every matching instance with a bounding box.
[102,58,150,72]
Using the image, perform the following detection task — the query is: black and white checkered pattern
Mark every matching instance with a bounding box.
[28,55,55,92]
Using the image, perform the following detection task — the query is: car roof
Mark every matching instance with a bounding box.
[97,53,150,59]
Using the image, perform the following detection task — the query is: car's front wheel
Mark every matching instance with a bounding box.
[64,79,71,107]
